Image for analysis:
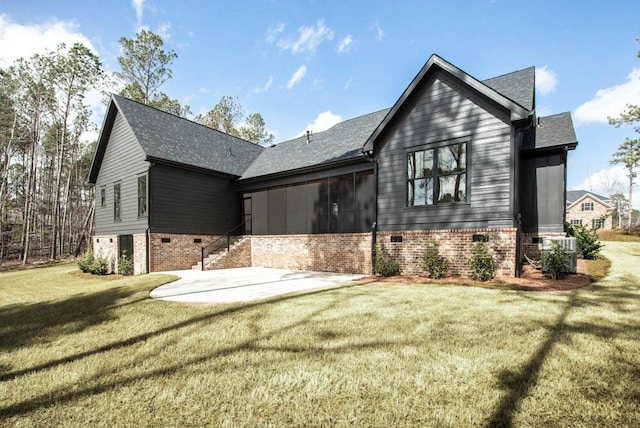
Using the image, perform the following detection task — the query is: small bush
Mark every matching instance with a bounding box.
[78,248,95,273]
[567,223,603,259]
[77,248,109,275]
[542,241,569,280]
[420,240,450,279]
[118,250,134,276]
[467,242,496,281]
[374,242,400,277]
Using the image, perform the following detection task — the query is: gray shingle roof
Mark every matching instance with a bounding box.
[482,67,535,110]
[240,109,389,180]
[112,95,264,176]
[566,190,610,204]
[523,112,578,150]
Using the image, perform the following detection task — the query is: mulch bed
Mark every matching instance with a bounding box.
[358,259,591,292]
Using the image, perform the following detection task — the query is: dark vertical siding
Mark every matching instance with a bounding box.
[94,112,149,235]
[149,164,237,234]
[520,152,566,233]
[376,69,515,231]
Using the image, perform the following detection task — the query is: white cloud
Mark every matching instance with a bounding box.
[286,65,307,89]
[372,21,385,41]
[132,0,146,29]
[266,23,285,43]
[535,65,557,96]
[343,77,353,90]
[336,35,353,53]
[156,21,172,40]
[572,165,632,198]
[254,76,273,93]
[270,19,334,54]
[198,87,210,94]
[0,14,96,67]
[296,110,342,136]
[574,68,640,125]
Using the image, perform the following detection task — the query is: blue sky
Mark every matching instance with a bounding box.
[1,0,640,203]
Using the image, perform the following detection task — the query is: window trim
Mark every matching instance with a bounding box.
[113,182,122,222]
[405,138,470,208]
[100,187,106,207]
[581,202,594,211]
[137,174,148,218]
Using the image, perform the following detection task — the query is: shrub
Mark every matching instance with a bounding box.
[77,248,109,275]
[374,242,400,277]
[467,242,496,281]
[78,248,95,273]
[542,241,569,280]
[419,240,450,279]
[118,250,134,276]
[567,223,603,259]
[91,254,109,275]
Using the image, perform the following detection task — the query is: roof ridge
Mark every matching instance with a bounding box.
[482,65,535,82]
[111,93,265,149]
[275,107,392,146]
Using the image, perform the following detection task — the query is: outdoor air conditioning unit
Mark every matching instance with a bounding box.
[542,237,578,274]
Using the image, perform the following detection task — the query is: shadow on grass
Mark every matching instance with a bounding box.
[0,281,377,419]
[486,271,640,427]
[0,287,138,354]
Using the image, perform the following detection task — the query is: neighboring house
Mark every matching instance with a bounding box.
[566,190,613,229]
[89,54,578,277]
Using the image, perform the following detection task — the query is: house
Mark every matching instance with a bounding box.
[89,54,578,277]
[566,190,613,229]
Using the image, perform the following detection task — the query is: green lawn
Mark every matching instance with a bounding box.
[1,244,638,427]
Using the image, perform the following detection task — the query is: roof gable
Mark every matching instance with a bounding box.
[363,54,531,152]
[567,190,612,209]
[89,95,264,183]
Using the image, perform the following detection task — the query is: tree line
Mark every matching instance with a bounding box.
[0,29,271,265]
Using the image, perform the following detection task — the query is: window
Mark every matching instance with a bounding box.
[592,218,604,229]
[581,202,594,211]
[100,187,106,207]
[113,183,121,221]
[407,142,467,206]
[137,175,147,217]
[570,219,582,226]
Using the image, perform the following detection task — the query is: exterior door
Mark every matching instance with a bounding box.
[118,234,134,261]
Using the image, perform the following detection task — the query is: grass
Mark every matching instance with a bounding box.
[598,228,640,242]
[1,245,639,427]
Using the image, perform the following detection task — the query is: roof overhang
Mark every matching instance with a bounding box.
[363,54,531,152]
[88,96,119,184]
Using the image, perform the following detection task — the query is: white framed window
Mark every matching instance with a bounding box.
[113,182,121,222]
[570,219,582,226]
[581,202,594,211]
[592,218,604,229]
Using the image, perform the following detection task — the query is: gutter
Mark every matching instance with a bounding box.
[362,147,378,274]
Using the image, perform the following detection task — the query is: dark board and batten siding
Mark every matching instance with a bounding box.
[94,112,149,235]
[519,152,566,233]
[149,164,237,235]
[376,68,516,231]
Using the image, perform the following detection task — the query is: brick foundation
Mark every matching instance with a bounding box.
[251,233,373,274]
[92,235,118,273]
[378,228,518,277]
[522,232,567,261]
[207,237,252,270]
[149,233,224,272]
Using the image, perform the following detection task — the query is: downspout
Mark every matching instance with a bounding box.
[362,147,378,274]
[146,162,154,274]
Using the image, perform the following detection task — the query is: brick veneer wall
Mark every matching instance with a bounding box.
[566,198,612,229]
[149,233,224,272]
[133,234,147,275]
[92,235,118,273]
[207,237,252,270]
[522,232,567,261]
[251,233,373,274]
[377,228,518,277]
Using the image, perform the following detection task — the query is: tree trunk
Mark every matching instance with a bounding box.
[629,174,634,232]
